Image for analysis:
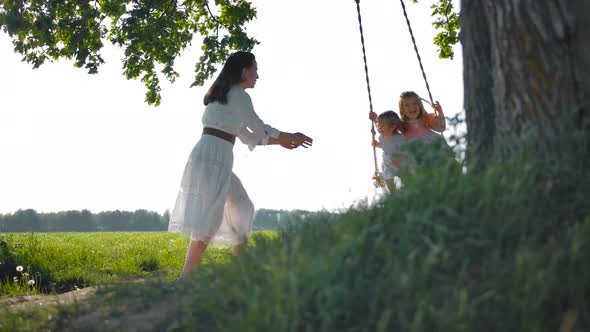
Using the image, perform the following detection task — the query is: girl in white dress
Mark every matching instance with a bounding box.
[371,111,407,191]
[169,51,313,277]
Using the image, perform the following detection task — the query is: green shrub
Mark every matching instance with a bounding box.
[149,131,588,332]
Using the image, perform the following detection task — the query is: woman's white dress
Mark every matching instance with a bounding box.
[168,85,279,247]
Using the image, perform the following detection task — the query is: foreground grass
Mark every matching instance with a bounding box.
[1,232,190,295]
[1,138,589,331]
[0,231,276,298]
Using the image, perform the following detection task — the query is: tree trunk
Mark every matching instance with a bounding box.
[461,0,590,159]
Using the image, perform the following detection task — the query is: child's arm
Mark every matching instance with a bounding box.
[425,102,446,132]
[370,126,381,148]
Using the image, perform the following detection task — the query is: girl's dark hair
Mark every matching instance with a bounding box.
[203,51,256,105]
[378,110,401,126]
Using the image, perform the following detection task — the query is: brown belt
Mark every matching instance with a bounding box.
[202,127,236,145]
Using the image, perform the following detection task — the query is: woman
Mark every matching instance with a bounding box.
[169,51,313,277]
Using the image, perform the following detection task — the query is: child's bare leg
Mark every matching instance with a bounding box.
[181,240,208,277]
[386,179,396,192]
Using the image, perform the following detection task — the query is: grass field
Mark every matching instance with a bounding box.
[0,231,276,298]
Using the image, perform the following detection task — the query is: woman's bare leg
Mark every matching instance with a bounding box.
[232,244,240,257]
[181,240,208,277]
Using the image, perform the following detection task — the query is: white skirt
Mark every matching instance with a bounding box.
[168,135,255,247]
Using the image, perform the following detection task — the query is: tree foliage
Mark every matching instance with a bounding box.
[0,1,461,105]
[412,0,460,59]
[0,0,258,105]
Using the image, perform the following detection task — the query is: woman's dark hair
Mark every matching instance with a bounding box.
[203,51,256,105]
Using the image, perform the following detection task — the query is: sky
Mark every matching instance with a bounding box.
[0,0,463,215]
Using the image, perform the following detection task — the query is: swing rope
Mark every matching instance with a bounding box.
[354,0,385,188]
[398,0,434,105]
[355,0,435,187]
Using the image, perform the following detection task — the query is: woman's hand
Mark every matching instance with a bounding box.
[292,132,313,148]
[277,132,313,149]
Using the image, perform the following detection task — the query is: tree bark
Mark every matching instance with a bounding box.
[461,1,495,161]
[461,0,590,159]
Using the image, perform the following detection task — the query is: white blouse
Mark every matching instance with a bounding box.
[202,85,280,151]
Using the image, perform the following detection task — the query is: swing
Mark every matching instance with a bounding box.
[354,0,435,188]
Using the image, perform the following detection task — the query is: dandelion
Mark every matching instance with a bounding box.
[16,265,23,272]
[13,276,18,283]
[28,279,36,286]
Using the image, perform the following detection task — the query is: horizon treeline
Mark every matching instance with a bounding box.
[0,208,334,232]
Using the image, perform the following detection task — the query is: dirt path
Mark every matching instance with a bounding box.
[0,286,97,312]
[0,280,171,331]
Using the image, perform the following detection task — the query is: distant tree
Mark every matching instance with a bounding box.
[96,210,128,231]
[3,209,41,232]
[253,209,281,230]
[47,210,94,232]
[0,209,172,232]
[0,208,328,232]
[129,209,167,231]
[253,209,335,230]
